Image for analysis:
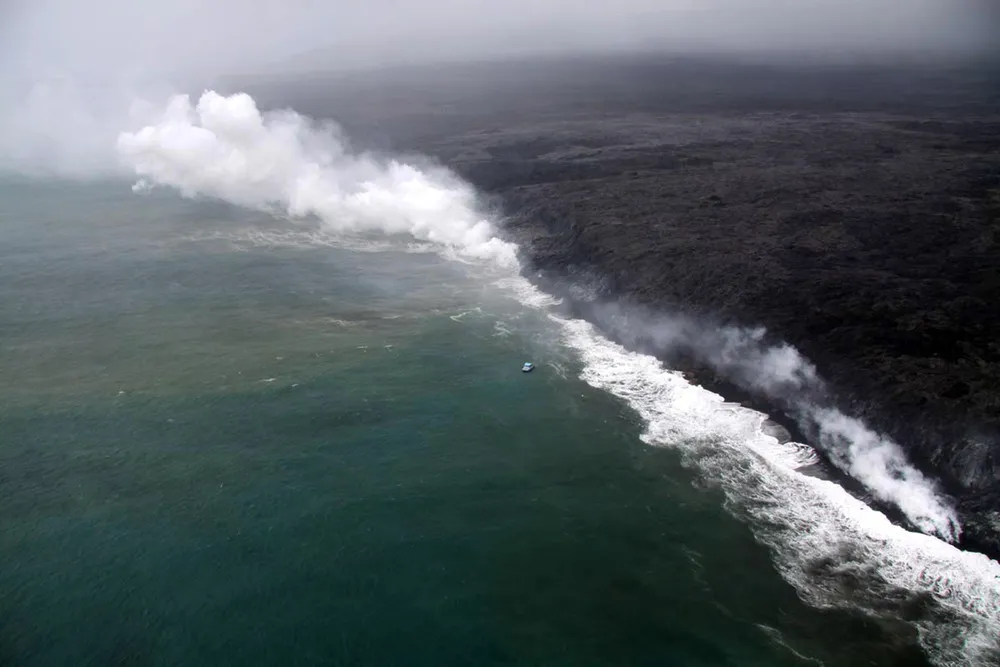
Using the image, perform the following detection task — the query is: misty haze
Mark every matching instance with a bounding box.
[1,2,999,666]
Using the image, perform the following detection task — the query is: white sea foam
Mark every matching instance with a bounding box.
[492,276,564,309]
[493,321,513,338]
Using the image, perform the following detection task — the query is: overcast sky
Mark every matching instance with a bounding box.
[1,0,995,84]
[0,0,994,178]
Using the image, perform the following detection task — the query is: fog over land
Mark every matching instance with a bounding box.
[1,0,994,177]
[1,0,995,82]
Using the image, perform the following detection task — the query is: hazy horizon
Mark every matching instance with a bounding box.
[0,0,996,178]
[1,0,995,84]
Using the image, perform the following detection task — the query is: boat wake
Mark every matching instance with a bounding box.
[116,89,1000,667]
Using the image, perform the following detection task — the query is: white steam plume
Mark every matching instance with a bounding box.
[810,408,959,539]
[589,302,960,541]
[116,90,518,267]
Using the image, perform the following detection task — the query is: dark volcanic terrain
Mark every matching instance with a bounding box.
[239,55,1000,556]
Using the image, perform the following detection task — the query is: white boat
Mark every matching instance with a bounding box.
[522,362,534,373]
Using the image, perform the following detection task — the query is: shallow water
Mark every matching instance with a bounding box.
[1,178,987,666]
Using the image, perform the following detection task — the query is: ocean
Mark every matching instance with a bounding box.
[1,95,998,667]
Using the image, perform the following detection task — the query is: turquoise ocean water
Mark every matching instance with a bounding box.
[2,178,995,666]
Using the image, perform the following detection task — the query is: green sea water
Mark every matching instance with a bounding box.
[0,179,938,666]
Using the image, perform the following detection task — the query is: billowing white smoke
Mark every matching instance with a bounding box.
[810,408,959,539]
[116,91,519,267]
[714,326,820,395]
[718,326,958,540]
[117,90,959,542]
[590,302,960,541]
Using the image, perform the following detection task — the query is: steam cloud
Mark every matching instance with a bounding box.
[586,302,961,541]
[116,90,960,542]
[116,91,518,267]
